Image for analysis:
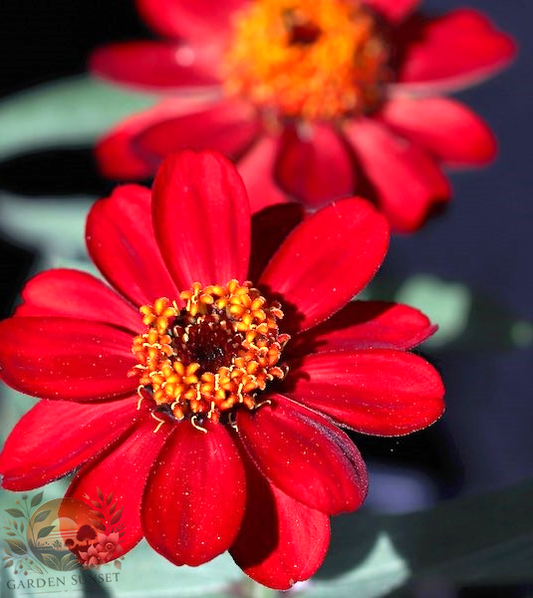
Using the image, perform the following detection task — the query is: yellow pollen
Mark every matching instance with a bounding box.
[223,0,390,121]
[128,280,290,428]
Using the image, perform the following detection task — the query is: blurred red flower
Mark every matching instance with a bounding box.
[91,0,514,232]
[0,151,444,589]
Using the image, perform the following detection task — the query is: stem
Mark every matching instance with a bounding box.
[22,497,38,549]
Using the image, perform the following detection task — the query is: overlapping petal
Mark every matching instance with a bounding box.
[380,97,496,166]
[282,350,445,436]
[95,98,219,179]
[91,42,220,89]
[275,124,356,209]
[346,118,450,232]
[395,9,516,92]
[86,184,179,307]
[152,150,251,289]
[260,198,389,332]
[0,398,139,490]
[249,203,304,282]
[66,415,172,556]
[143,421,245,566]
[15,269,142,333]
[288,301,436,357]
[230,450,329,590]
[237,395,368,514]
[136,98,259,163]
[238,136,289,214]
[0,317,136,401]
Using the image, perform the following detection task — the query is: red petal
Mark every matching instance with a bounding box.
[238,136,289,213]
[362,0,419,23]
[136,0,245,44]
[66,415,172,557]
[0,317,136,401]
[91,42,220,90]
[395,10,516,92]
[96,98,219,180]
[282,350,445,436]
[0,397,139,490]
[275,124,355,209]
[260,198,389,332]
[237,395,368,514]
[249,203,305,282]
[230,449,329,590]
[15,269,142,333]
[86,184,179,307]
[288,300,436,357]
[380,97,496,166]
[143,421,245,566]
[345,118,450,232]
[136,98,260,163]
[152,151,251,289]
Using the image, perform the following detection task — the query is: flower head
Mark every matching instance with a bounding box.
[92,0,515,232]
[0,151,444,589]
[78,544,108,569]
[96,532,123,557]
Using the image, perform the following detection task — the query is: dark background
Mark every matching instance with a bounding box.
[0,1,531,595]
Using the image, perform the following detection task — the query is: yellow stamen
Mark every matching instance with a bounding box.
[128,280,290,429]
[223,0,390,121]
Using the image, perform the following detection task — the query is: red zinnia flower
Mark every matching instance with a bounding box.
[91,0,515,232]
[0,151,444,589]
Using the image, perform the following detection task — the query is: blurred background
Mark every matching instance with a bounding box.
[0,1,531,596]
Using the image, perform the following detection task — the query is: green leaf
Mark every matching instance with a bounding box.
[4,509,24,518]
[114,542,244,597]
[0,76,156,160]
[43,553,61,570]
[34,510,51,523]
[4,539,26,556]
[31,491,44,508]
[0,194,94,259]
[364,274,532,352]
[63,556,81,572]
[60,553,79,571]
[302,480,533,598]
[37,525,56,540]
[395,275,472,348]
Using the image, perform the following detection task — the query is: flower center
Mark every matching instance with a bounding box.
[129,280,289,430]
[223,0,391,121]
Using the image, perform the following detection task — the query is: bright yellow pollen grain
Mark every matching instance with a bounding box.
[128,280,290,425]
[223,0,390,121]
